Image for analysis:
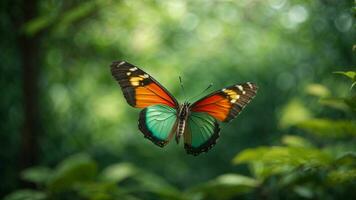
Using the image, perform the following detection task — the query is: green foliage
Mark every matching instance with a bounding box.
[1,0,355,199]
[230,72,356,199]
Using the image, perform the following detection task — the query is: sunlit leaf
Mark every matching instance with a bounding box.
[281,135,313,148]
[293,186,313,199]
[305,83,330,97]
[297,118,356,138]
[21,166,52,185]
[100,163,138,183]
[327,169,356,184]
[334,71,356,90]
[47,153,97,192]
[133,171,182,200]
[3,189,47,200]
[334,152,356,166]
[189,174,259,200]
[74,181,120,200]
[344,96,356,112]
[279,98,312,129]
[334,71,356,80]
[318,97,349,111]
[233,146,332,179]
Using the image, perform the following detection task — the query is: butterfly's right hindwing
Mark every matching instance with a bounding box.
[184,112,220,155]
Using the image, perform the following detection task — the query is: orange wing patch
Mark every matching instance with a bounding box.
[191,83,258,122]
[111,61,178,109]
[135,83,176,108]
[191,95,231,121]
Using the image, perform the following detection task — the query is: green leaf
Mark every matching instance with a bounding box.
[47,153,97,192]
[100,162,138,183]
[189,174,259,200]
[233,146,332,179]
[297,118,356,138]
[21,166,52,185]
[281,135,313,148]
[318,97,350,111]
[132,171,182,200]
[305,84,330,97]
[345,96,356,112]
[334,71,356,80]
[334,71,356,89]
[279,98,312,129]
[327,169,356,184]
[334,152,356,166]
[4,189,47,200]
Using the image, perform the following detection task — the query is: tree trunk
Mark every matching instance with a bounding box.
[19,0,40,173]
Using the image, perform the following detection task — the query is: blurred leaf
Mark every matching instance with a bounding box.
[74,181,120,200]
[293,186,313,199]
[318,97,349,111]
[100,162,138,183]
[334,152,356,166]
[54,0,99,33]
[190,174,259,200]
[281,135,313,148]
[297,118,356,138]
[133,171,182,200]
[334,71,356,80]
[47,153,97,192]
[334,71,356,89]
[327,169,356,184]
[4,189,46,200]
[279,99,312,129]
[344,96,356,112]
[233,146,332,179]
[21,166,52,185]
[305,84,330,97]
[23,15,57,36]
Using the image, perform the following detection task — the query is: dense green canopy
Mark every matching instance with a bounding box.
[1,0,355,199]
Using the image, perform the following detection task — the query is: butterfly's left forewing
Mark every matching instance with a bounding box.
[111,61,178,109]
[111,61,179,147]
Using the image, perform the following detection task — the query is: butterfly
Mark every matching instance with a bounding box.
[111,61,257,156]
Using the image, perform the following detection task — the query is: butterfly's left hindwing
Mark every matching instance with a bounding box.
[111,61,178,109]
[139,105,177,147]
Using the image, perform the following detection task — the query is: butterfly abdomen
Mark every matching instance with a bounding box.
[176,103,190,143]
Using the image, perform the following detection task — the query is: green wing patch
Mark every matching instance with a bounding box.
[138,104,177,147]
[184,112,220,155]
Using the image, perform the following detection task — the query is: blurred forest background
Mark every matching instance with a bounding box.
[1,0,355,199]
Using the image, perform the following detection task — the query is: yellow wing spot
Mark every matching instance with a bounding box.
[139,74,149,79]
[224,89,240,103]
[130,77,144,86]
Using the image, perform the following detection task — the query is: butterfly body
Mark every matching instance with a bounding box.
[111,61,257,156]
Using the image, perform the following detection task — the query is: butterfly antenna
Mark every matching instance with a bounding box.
[179,76,188,101]
[187,83,213,102]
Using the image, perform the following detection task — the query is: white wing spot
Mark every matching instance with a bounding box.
[230,99,237,103]
[247,82,253,89]
[236,85,243,91]
[126,72,131,76]
[129,67,138,71]
[143,74,149,78]
[222,88,226,91]
[119,61,125,65]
